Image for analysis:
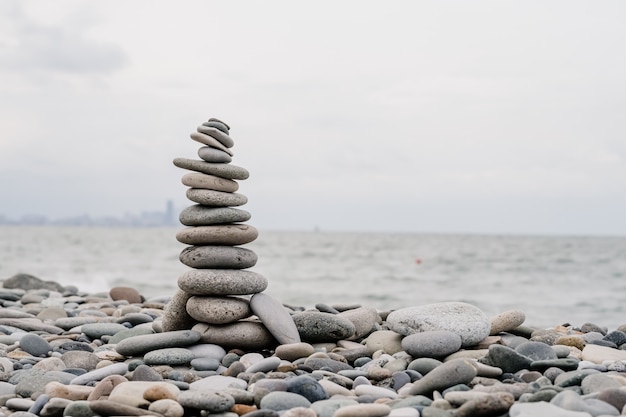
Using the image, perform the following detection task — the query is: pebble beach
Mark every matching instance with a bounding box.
[1,273,626,417]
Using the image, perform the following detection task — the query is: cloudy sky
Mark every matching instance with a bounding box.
[1,0,625,235]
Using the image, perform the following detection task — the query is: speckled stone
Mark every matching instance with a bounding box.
[179,205,252,227]
[186,296,252,324]
[143,348,195,366]
[178,269,267,296]
[173,157,248,180]
[180,246,257,269]
[259,391,312,412]
[387,302,491,347]
[181,172,238,192]
[192,321,277,350]
[177,389,235,413]
[176,225,258,245]
[292,311,356,342]
[161,289,196,332]
[186,188,248,207]
[490,310,526,335]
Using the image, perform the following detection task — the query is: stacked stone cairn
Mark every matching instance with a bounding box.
[162,118,300,350]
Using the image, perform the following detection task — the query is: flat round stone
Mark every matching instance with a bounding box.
[180,246,257,269]
[173,158,249,180]
[186,296,252,324]
[181,173,238,192]
[197,125,234,148]
[176,225,258,245]
[186,189,247,207]
[179,205,251,226]
[189,132,232,155]
[178,269,267,295]
[197,146,232,163]
[114,330,202,357]
[192,321,276,350]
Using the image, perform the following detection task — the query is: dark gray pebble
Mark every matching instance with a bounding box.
[286,375,328,402]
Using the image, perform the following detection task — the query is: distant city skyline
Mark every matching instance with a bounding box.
[0,200,178,227]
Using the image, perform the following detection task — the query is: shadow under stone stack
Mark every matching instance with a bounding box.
[163,118,300,350]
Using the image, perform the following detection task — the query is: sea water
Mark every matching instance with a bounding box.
[1,226,625,329]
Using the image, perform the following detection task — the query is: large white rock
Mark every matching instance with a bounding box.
[386,302,490,347]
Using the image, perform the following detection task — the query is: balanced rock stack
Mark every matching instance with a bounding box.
[162,118,300,350]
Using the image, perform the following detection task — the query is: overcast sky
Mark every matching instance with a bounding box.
[1,1,625,235]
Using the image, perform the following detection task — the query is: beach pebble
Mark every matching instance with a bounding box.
[193,321,276,350]
[19,333,52,357]
[178,269,268,296]
[401,330,462,358]
[286,375,328,402]
[365,330,404,355]
[186,296,252,324]
[490,310,526,335]
[292,311,356,342]
[143,348,195,366]
[250,292,301,344]
[173,157,248,179]
[115,329,201,356]
[274,342,316,361]
[178,389,235,412]
[149,398,185,417]
[403,359,477,396]
[70,362,129,385]
[109,381,180,407]
[198,146,233,163]
[176,224,258,245]
[582,343,626,363]
[161,289,196,332]
[479,344,533,373]
[333,403,391,417]
[338,307,380,340]
[196,124,235,148]
[82,323,128,340]
[180,246,258,269]
[181,172,238,192]
[260,391,312,411]
[186,188,248,207]
[179,205,251,226]
[387,302,491,347]
[109,286,143,304]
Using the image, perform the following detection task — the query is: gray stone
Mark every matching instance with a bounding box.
[405,359,477,396]
[197,125,235,148]
[173,157,249,180]
[580,372,621,394]
[178,389,236,412]
[515,341,558,361]
[61,351,100,371]
[338,307,380,340]
[81,323,128,340]
[479,344,532,374]
[187,343,226,360]
[250,293,301,344]
[179,205,251,226]
[191,357,221,371]
[143,348,195,366]
[176,224,258,245]
[550,390,620,416]
[286,375,329,403]
[333,404,392,417]
[509,401,593,416]
[401,330,462,358]
[88,399,164,416]
[161,289,196,332]
[292,311,356,342]
[311,399,359,417]
[114,330,202,357]
[180,246,257,269]
[386,302,490,347]
[69,363,129,385]
[62,400,96,417]
[178,269,267,296]
[186,296,252,324]
[260,391,311,412]
[193,321,276,350]
[246,357,281,373]
[303,357,353,373]
[182,172,238,192]
[198,146,233,163]
[3,273,64,292]
[203,120,229,133]
[189,131,232,155]
[186,188,248,207]
[274,342,316,361]
[19,333,52,357]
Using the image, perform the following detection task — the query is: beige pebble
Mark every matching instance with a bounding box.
[45,381,93,401]
[490,310,526,335]
[148,399,184,417]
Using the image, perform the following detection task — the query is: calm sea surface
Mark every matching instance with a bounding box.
[1,226,625,329]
